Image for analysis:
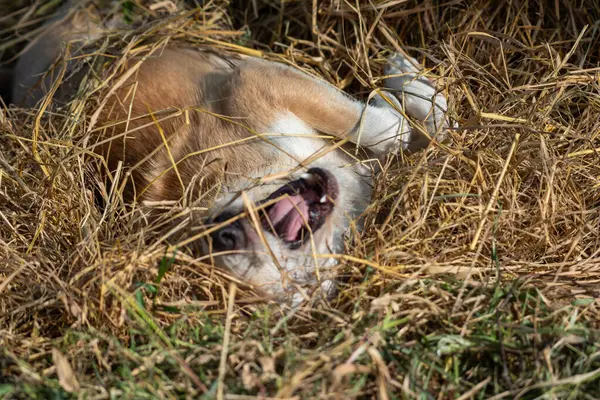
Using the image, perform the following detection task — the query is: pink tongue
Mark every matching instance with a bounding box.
[267,195,309,241]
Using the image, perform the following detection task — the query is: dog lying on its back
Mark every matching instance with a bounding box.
[11,2,454,303]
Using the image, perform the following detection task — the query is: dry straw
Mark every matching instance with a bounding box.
[1,0,600,398]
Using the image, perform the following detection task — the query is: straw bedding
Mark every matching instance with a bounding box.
[1,0,600,398]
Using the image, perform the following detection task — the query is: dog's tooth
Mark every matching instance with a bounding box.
[300,173,311,180]
[320,195,327,203]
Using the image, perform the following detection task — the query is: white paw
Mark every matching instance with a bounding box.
[360,91,411,156]
[384,52,423,83]
[383,52,454,147]
[371,89,403,110]
[370,90,412,151]
[384,52,439,106]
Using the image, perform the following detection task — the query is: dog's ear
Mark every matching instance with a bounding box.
[0,67,13,104]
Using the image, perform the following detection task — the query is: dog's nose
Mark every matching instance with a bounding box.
[211,225,243,252]
[209,213,245,252]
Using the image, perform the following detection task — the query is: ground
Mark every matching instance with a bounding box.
[1,0,600,399]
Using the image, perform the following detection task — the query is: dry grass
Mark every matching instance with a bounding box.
[1,0,600,398]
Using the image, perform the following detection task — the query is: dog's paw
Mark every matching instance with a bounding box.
[384,52,423,85]
[369,90,412,152]
[360,90,412,156]
[383,52,455,150]
[371,89,403,109]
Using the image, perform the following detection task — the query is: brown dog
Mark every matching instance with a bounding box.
[11,2,454,303]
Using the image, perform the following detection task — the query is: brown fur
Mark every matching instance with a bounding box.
[97,49,366,205]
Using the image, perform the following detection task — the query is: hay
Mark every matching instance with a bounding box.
[1,0,600,398]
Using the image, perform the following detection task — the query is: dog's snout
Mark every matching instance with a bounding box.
[210,212,246,252]
[211,226,243,251]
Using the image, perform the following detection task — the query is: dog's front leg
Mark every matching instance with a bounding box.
[227,59,410,159]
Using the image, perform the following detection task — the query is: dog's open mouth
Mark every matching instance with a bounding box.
[260,168,339,249]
